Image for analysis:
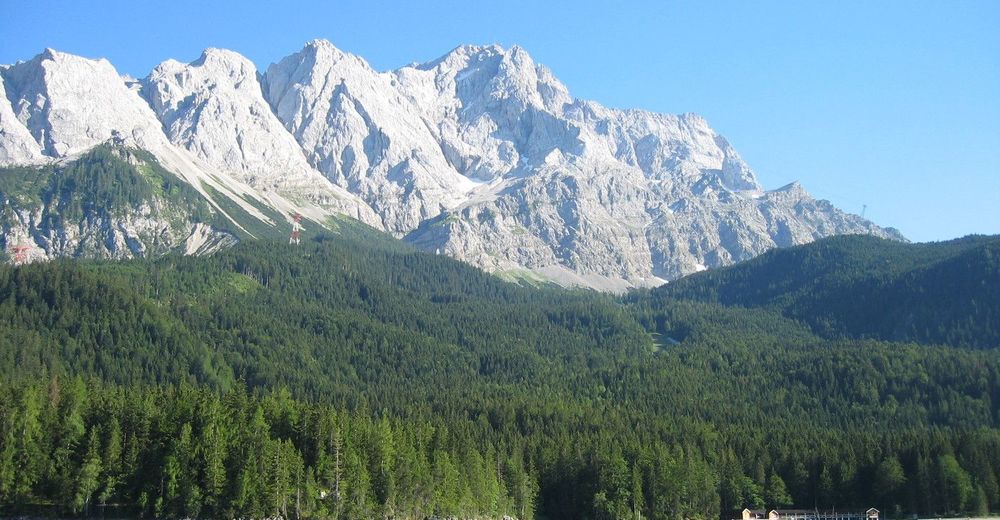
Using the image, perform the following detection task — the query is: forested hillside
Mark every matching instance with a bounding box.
[645,234,1000,348]
[2,232,1000,519]
[0,145,237,259]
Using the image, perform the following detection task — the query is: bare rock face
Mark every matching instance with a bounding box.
[264,40,478,233]
[0,48,376,263]
[1,42,903,289]
[142,48,381,228]
[0,75,44,165]
[0,48,170,158]
[0,50,229,261]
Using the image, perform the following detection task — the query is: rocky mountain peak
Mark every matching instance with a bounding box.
[295,39,374,77]
[190,47,257,81]
[141,47,382,228]
[410,43,572,115]
[1,47,168,157]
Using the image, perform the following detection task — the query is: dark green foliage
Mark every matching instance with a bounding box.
[0,379,527,519]
[0,163,53,208]
[1,231,1000,518]
[645,234,1000,348]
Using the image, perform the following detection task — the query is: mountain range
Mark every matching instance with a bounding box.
[0,40,902,289]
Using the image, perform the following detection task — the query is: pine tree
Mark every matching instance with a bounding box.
[54,378,88,509]
[200,416,227,514]
[344,450,372,520]
[0,385,44,505]
[631,462,645,520]
[73,428,102,515]
[765,471,792,508]
[372,416,396,516]
[938,454,973,513]
[873,456,906,511]
[98,417,123,508]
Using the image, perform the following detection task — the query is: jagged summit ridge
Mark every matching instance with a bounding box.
[0,41,903,289]
[264,40,896,289]
[264,39,478,232]
[142,47,382,227]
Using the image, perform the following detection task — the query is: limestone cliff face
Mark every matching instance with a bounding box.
[142,48,381,228]
[0,42,903,289]
[263,40,479,233]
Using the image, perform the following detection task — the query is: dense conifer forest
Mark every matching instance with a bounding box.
[2,230,999,519]
[646,234,1000,348]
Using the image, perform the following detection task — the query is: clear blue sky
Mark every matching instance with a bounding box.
[2,0,998,242]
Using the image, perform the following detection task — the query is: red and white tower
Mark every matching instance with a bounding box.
[289,213,303,245]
